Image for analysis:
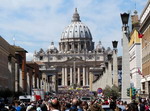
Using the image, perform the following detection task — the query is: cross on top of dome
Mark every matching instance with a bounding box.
[72,8,81,22]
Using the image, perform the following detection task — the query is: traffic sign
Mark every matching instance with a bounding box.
[97,88,103,94]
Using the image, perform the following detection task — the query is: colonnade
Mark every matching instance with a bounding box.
[59,41,93,52]
[61,66,89,86]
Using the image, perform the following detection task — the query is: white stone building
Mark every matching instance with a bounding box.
[33,9,116,91]
[129,11,142,90]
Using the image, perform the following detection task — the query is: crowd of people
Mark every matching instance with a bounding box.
[0,89,150,111]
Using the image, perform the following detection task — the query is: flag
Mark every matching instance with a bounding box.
[138,68,144,77]
[138,31,144,38]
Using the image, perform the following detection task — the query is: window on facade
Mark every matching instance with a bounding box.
[50,57,53,60]
[69,45,71,50]
[75,45,78,49]
[88,55,92,59]
[57,56,61,60]
[81,45,84,49]
[40,56,43,60]
[142,82,145,90]
[76,68,78,72]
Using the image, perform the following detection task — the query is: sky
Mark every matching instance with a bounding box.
[0,0,147,60]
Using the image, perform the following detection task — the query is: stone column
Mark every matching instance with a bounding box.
[62,43,64,52]
[37,77,40,88]
[89,72,94,91]
[52,75,56,92]
[145,81,149,95]
[65,67,68,86]
[113,49,118,86]
[72,42,75,51]
[77,67,80,86]
[84,41,86,50]
[79,42,81,52]
[121,26,130,102]
[90,41,92,51]
[73,61,76,85]
[66,42,68,52]
[70,67,73,85]
[78,43,80,53]
[41,80,44,90]
[86,67,89,85]
[15,63,19,92]
[83,67,86,86]
[108,61,112,87]
[62,68,65,86]
[61,43,63,52]
[27,72,30,94]
[19,69,22,90]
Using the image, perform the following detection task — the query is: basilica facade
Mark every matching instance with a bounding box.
[33,9,112,90]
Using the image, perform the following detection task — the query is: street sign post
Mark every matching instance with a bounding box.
[97,88,103,94]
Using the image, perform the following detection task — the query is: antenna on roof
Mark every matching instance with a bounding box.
[13,34,16,46]
[135,2,136,10]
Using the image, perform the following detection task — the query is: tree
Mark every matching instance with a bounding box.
[103,85,120,100]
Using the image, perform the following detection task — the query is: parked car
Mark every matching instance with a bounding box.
[102,105,125,111]
[81,97,92,102]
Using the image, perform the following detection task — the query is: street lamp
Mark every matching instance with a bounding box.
[121,13,130,41]
[112,41,118,49]
[120,12,130,102]
[120,13,129,26]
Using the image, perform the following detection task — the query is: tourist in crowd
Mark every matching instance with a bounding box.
[2,89,150,111]
[14,100,21,111]
[48,98,60,111]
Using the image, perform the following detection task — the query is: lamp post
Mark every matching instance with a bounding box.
[112,41,118,49]
[120,13,131,102]
[107,51,113,87]
[112,41,118,87]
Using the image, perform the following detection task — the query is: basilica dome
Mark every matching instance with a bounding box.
[61,8,92,39]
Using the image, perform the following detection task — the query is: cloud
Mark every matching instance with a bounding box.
[0,0,146,58]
